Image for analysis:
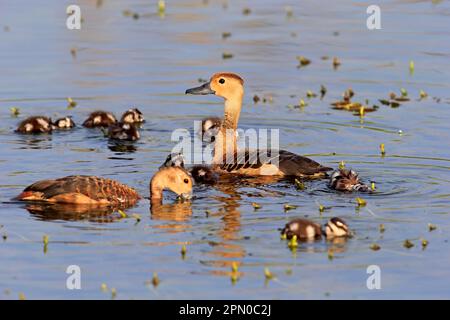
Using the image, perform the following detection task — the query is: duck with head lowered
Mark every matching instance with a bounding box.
[185,73,332,178]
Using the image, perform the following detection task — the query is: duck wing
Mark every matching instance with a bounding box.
[219,149,332,177]
[17,175,140,206]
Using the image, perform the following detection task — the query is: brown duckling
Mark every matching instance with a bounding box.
[120,108,145,124]
[53,117,75,129]
[161,153,218,185]
[107,122,140,141]
[329,169,369,192]
[16,116,53,134]
[15,166,192,206]
[281,217,351,240]
[200,117,222,142]
[82,111,117,128]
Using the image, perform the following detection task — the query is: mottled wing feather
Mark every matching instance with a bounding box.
[24,176,140,205]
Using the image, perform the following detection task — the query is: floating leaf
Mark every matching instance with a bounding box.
[355,197,367,206]
[294,178,305,190]
[288,235,298,248]
[370,243,381,251]
[264,268,274,280]
[222,52,233,59]
[339,161,345,170]
[296,56,311,67]
[251,202,261,210]
[379,143,385,156]
[284,204,297,212]
[403,239,414,249]
[428,223,437,232]
[10,107,20,117]
[379,224,385,233]
[152,272,160,287]
[118,210,128,218]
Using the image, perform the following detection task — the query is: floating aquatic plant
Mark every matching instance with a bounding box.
[296,56,311,67]
[328,249,334,260]
[332,57,341,69]
[10,107,20,117]
[242,8,251,15]
[181,244,187,258]
[222,32,231,39]
[380,143,385,156]
[379,224,385,233]
[421,239,428,248]
[43,234,49,253]
[285,6,293,18]
[355,197,367,207]
[320,85,327,99]
[409,60,414,75]
[101,283,108,292]
[111,288,117,299]
[294,178,305,190]
[118,209,128,218]
[284,204,297,212]
[67,97,77,109]
[428,223,437,232]
[19,293,26,300]
[231,262,239,273]
[339,161,345,170]
[370,243,381,251]
[403,239,414,249]
[288,235,298,248]
[222,52,233,59]
[371,182,376,191]
[131,214,141,223]
[280,233,287,240]
[419,90,428,100]
[158,0,166,17]
[251,202,261,210]
[70,48,77,58]
[152,272,160,287]
[319,204,325,213]
[306,90,317,98]
[264,268,274,280]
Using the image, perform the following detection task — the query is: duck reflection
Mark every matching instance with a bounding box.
[150,200,193,234]
[24,202,121,223]
[107,142,138,153]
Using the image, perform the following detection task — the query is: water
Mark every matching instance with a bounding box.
[1,0,450,299]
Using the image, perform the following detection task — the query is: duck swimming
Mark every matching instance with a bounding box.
[185,73,332,178]
[83,111,117,128]
[15,166,192,206]
[16,116,53,134]
[161,153,218,185]
[329,169,369,192]
[107,122,140,141]
[281,217,351,240]
[120,108,145,124]
[53,117,75,129]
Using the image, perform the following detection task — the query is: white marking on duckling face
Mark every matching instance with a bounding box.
[123,114,133,123]
[122,123,130,130]
[305,225,315,238]
[203,120,214,131]
[326,221,348,237]
[25,123,34,132]
[198,169,206,176]
[37,118,49,129]
[58,120,67,128]
[289,222,299,232]
[93,116,101,124]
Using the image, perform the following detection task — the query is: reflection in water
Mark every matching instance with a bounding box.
[14,135,53,150]
[150,201,193,234]
[24,202,121,223]
[107,142,138,153]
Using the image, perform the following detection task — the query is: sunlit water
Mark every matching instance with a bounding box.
[1,0,450,299]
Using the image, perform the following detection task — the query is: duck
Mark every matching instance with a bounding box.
[329,169,369,192]
[107,122,140,141]
[185,72,332,178]
[16,116,53,134]
[120,108,145,124]
[281,217,351,240]
[161,152,218,185]
[15,166,193,206]
[53,117,75,129]
[200,116,222,142]
[82,111,117,128]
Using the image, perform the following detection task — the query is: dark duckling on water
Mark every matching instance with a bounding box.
[107,122,140,141]
[16,116,53,134]
[82,111,117,128]
[329,169,369,192]
[161,152,218,185]
[120,108,145,124]
[281,217,351,240]
[53,117,75,129]
[15,166,193,206]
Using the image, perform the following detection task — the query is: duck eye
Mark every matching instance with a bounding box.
[183,178,189,184]
[219,78,225,84]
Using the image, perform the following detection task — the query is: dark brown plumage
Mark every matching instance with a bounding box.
[190,165,218,185]
[281,218,323,240]
[15,175,141,206]
[329,169,369,192]
[200,117,222,142]
[53,117,75,129]
[83,111,117,128]
[107,122,140,141]
[16,116,53,134]
[120,108,145,124]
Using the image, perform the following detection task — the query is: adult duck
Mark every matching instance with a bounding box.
[185,72,332,178]
[15,167,193,206]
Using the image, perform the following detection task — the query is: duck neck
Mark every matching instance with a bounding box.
[213,93,243,164]
[150,177,164,204]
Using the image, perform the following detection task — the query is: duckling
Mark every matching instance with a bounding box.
[53,117,75,129]
[15,166,192,206]
[107,122,140,141]
[160,153,218,184]
[190,165,219,185]
[281,217,351,240]
[185,73,332,177]
[200,117,222,142]
[120,108,145,124]
[82,111,117,128]
[16,116,53,134]
[329,169,369,192]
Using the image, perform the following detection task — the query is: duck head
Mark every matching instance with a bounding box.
[185,72,244,100]
[324,217,352,238]
[150,167,193,201]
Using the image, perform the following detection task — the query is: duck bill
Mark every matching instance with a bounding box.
[178,192,192,201]
[185,82,215,95]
